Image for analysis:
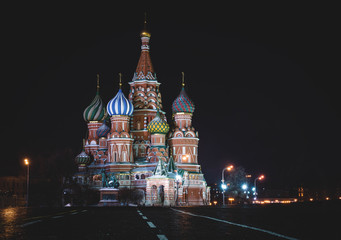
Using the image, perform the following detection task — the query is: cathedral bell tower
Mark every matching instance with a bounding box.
[169,73,200,172]
[146,109,170,163]
[106,74,134,172]
[83,74,107,156]
[128,20,166,160]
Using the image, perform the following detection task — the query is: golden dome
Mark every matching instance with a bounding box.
[140,31,151,38]
[147,110,169,134]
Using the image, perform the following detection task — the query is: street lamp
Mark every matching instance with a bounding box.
[24,158,30,207]
[253,174,265,200]
[241,183,248,191]
[221,165,233,206]
[176,174,182,206]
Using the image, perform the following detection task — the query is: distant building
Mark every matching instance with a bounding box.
[0,176,26,207]
[71,25,210,206]
[210,183,222,204]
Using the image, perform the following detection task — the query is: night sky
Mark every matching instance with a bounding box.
[2,4,340,189]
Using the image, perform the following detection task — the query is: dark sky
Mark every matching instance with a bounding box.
[2,3,340,189]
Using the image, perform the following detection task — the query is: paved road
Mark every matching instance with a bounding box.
[1,202,340,239]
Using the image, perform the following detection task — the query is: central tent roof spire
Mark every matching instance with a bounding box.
[133,13,156,81]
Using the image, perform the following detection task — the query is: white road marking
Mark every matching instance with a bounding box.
[139,212,143,215]
[147,221,156,228]
[81,210,87,212]
[171,208,298,240]
[157,234,168,240]
[70,212,78,215]
[142,216,148,220]
[20,220,42,227]
[52,215,63,219]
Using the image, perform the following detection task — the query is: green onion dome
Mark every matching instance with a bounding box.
[75,150,91,166]
[83,92,106,122]
[147,110,169,134]
[83,75,106,122]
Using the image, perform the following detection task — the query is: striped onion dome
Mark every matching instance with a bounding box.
[147,110,169,134]
[96,120,110,138]
[75,150,91,166]
[172,87,195,114]
[107,89,134,116]
[83,91,106,122]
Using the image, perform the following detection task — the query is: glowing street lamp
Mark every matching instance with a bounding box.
[221,165,234,183]
[221,165,234,206]
[241,183,248,190]
[24,158,30,207]
[221,183,227,190]
[253,174,265,200]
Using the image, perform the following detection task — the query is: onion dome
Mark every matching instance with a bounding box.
[96,120,110,138]
[83,74,106,122]
[172,72,195,114]
[147,110,169,134]
[75,140,91,165]
[107,74,134,116]
[75,151,91,165]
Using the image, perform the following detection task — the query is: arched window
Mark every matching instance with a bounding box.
[141,174,145,179]
[151,185,158,201]
[135,174,139,180]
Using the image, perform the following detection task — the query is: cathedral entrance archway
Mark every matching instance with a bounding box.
[151,185,158,204]
[158,185,165,205]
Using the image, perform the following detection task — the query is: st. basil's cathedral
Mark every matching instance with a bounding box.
[73,25,210,206]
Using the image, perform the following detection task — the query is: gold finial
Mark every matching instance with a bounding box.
[96,74,100,92]
[144,12,147,30]
[181,72,185,87]
[141,12,151,38]
[119,73,122,89]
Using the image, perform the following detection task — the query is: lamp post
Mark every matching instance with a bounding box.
[176,174,182,206]
[253,174,264,200]
[221,165,233,206]
[221,183,227,205]
[24,158,30,207]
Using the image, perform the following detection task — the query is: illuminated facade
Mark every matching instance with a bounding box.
[73,27,210,206]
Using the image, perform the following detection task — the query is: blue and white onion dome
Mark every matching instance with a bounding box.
[107,89,134,116]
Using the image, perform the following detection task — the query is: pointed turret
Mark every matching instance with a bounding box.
[169,73,200,172]
[133,14,156,81]
[129,16,165,159]
[153,159,168,177]
[167,156,177,173]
